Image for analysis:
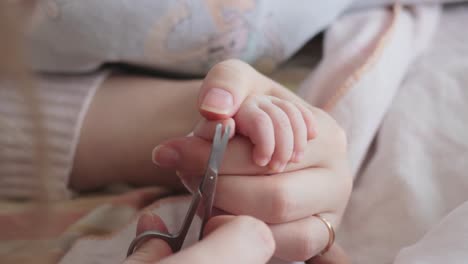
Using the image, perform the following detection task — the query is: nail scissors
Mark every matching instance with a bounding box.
[127,124,230,257]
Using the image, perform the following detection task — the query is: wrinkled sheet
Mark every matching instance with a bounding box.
[300,3,468,263]
[3,2,468,264]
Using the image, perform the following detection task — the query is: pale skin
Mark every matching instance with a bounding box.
[124,213,350,264]
[71,60,352,262]
[10,1,349,263]
[198,93,316,170]
[71,59,315,188]
[196,60,317,170]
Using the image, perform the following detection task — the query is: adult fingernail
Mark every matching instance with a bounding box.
[201,88,234,115]
[152,145,180,167]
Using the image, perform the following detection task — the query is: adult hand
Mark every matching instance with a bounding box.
[124,213,275,264]
[152,60,353,261]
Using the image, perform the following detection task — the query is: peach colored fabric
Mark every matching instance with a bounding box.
[61,3,448,264]
[7,1,468,264]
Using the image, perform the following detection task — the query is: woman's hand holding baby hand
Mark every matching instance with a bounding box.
[153,60,352,262]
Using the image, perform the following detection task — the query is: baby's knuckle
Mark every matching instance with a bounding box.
[253,113,271,129]
[276,113,292,130]
[292,108,304,122]
[282,101,297,112]
[285,102,303,118]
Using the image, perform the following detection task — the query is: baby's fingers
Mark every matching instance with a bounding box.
[295,102,317,140]
[235,104,275,167]
[271,98,307,163]
[259,101,294,172]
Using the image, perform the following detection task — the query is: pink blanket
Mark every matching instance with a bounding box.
[4,2,468,264]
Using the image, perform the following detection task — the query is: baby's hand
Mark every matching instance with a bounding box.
[194,59,316,172]
[194,94,316,172]
[234,95,316,171]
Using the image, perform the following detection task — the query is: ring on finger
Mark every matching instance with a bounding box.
[315,214,335,256]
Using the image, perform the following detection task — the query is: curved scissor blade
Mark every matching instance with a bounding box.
[213,125,230,170]
[199,124,230,192]
[207,124,223,172]
[198,124,230,240]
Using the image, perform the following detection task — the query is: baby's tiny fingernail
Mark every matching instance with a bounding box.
[293,151,304,162]
[270,162,285,172]
[201,88,234,115]
[152,145,180,167]
[256,157,270,167]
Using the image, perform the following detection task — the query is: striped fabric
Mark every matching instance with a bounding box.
[0,72,108,200]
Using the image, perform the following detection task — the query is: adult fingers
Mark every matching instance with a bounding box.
[306,244,351,264]
[201,215,236,236]
[269,214,337,261]
[153,136,258,178]
[203,214,347,262]
[214,168,350,224]
[204,215,334,262]
[198,59,267,119]
[159,216,275,264]
[153,107,347,176]
[135,212,169,235]
[124,213,172,264]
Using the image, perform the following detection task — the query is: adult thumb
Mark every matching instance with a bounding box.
[306,244,351,264]
[124,213,172,264]
[198,59,267,120]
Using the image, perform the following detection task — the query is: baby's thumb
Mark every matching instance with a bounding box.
[198,59,265,120]
[192,118,236,140]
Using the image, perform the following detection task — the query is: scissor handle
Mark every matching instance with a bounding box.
[127,230,181,257]
[127,191,202,257]
[127,124,229,257]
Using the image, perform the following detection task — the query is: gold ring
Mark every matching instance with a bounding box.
[316,215,335,256]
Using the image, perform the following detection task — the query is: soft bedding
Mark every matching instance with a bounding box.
[2,1,468,264]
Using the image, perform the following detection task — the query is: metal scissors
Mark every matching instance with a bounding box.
[127,124,230,257]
